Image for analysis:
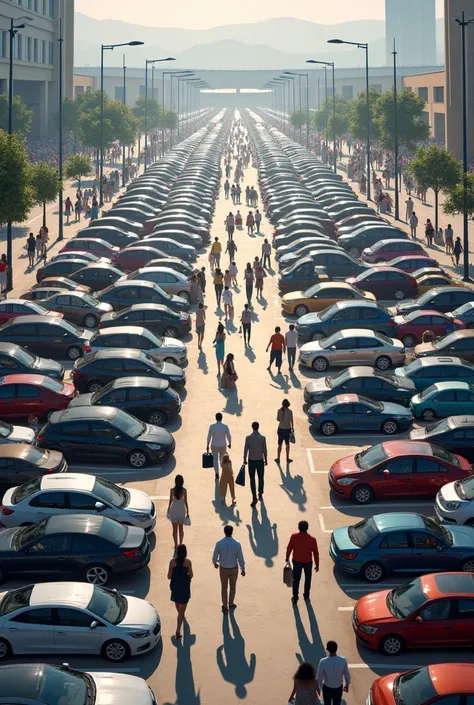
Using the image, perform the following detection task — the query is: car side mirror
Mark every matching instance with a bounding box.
[95,501,106,512]
[366,410,372,415]
[382,469,390,475]
[89,620,98,630]
[114,435,122,441]
[414,616,423,624]
[330,345,336,351]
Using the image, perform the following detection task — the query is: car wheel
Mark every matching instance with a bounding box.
[67,346,82,360]
[0,566,6,585]
[362,561,384,582]
[349,247,360,257]
[164,357,177,364]
[84,564,110,586]
[461,558,474,572]
[102,639,130,663]
[380,634,404,656]
[178,291,191,303]
[402,334,416,347]
[163,326,178,338]
[421,408,436,421]
[295,305,309,317]
[312,357,328,372]
[394,290,405,300]
[0,639,11,661]
[87,380,102,393]
[321,421,337,436]
[128,450,149,468]
[351,485,374,504]
[382,419,398,435]
[311,331,325,342]
[149,409,167,426]
[84,314,97,329]
[375,355,391,371]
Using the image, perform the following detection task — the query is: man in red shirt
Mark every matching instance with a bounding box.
[266,326,286,375]
[285,520,319,603]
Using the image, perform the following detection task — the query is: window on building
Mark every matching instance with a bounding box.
[421,111,430,126]
[0,32,5,59]
[433,86,444,103]
[34,0,38,11]
[49,0,55,17]
[342,85,353,100]
[33,37,38,62]
[41,39,45,63]
[115,86,125,101]
[434,112,446,144]
[27,36,32,61]
[139,84,146,96]
[16,34,22,60]
[417,87,429,101]
[370,84,382,93]
[48,41,54,65]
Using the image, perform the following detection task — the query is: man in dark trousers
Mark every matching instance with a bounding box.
[285,520,319,603]
[243,421,268,507]
[316,641,351,705]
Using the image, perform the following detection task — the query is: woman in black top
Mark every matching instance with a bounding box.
[168,544,193,639]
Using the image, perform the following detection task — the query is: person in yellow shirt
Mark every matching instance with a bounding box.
[211,237,222,268]
[214,268,224,307]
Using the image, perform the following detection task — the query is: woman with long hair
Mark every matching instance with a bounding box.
[167,544,193,639]
[219,453,236,505]
[288,662,319,705]
[276,398,294,465]
[221,353,237,390]
[244,262,254,304]
[213,322,226,375]
[167,475,189,550]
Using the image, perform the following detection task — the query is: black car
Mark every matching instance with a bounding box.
[0,342,64,379]
[72,349,186,393]
[0,444,67,490]
[280,249,369,279]
[410,416,474,462]
[0,316,93,361]
[38,406,175,468]
[96,280,189,312]
[69,264,125,292]
[99,304,191,338]
[0,514,150,585]
[78,225,140,249]
[397,287,474,316]
[338,226,407,257]
[304,366,416,406]
[69,377,181,426]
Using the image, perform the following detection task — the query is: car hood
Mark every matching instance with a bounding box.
[297,312,322,326]
[331,454,360,477]
[138,423,173,445]
[447,524,474,547]
[119,595,157,630]
[160,360,184,377]
[300,341,323,354]
[161,337,186,353]
[91,672,153,705]
[126,488,153,514]
[397,377,416,392]
[33,357,64,377]
[381,402,413,416]
[332,526,359,552]
[281,292,304,304]
[97,302,113,313]
[413,342,436,356]
[68,393,93,408]
[305,379,329,394]
[355,590,393,624]
[396,300,417,313]
[0,527,19,550]
[6,425,36,444]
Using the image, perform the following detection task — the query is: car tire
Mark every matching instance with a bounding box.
[375,355,391,371]
[351,485,374,504]
[88,380,103,393]
[380,634,404,656]
[394,290,405,300]
[178,291,191,303]
[148,409,167,426]
[101,639,130,663]
[84,314,97,329]
[361,561,385,582]
[128,450,149,468]
[321,421,337,436]
[402,334,416,347]
[0,638,11,661]
[349,247,360,258]
[311,331,326,342]
[164,357,177,364]
[312,357,329,372]
[461,558,474,572]
[163,326,178,338]
[84,564,111,586]
[382,419,399,435]
[421,408,436,421]
[295,305,309,317]
[67,346,82,361]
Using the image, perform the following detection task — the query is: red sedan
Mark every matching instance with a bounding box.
[329,440,471,504]
[115,246,165,273]
[0,299,63,325]
[394,309,465,347]
[371,663,474,705]
[0,374,76,420]
[353,572,474,655]
[60,238,120,263]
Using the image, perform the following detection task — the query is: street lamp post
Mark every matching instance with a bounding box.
[307,60,336,172]
[328,38,371,200]
[122,54,127,187]
[144,57,174,170]
[58,17,64,242]
[392,38,399,221]
[284,72,310,148]
[162,71,193,155]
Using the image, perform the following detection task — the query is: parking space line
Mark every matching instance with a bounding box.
[320,502,433,510]
[337,607,354,611]
[150,495,169,500]
[348,663,419,670]
[82,667,141,673]
[317,513,331,534]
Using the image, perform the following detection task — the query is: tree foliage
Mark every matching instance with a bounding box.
[374,88,430,150]
[78,95,139,151]
[0,94,32,135]
[132,96,161,133]
[30,163,62,228]
[348,88,381,144]
[290,110,308,130]
[65,154,92,186]
[312,96,350,139]
[409,145,462,230]
[444,173,474,219]
[0,130,34,225]
[53,97,81,134]
[159,110,178,130]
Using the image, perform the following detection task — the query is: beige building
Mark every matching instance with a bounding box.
[0,0,74,137]
[403,70,446,144]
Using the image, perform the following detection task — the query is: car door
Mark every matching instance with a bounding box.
[22,533,74,577]
[48,294,70,316]
[455,389,474,414]
[413,457,450,495]
[356,336,382,364]
[28,491,69,521]
[361,307,390,334]
[431,389,458,417]
[54,607,103,654]
[453,599,474,645]
[331,336,359,366]
[36,322,68,357]
[0,384,17,420]
[387,271,411,297]
[410,531,455,572]
[326,306,357,334]
[377,532,414,573]
[352,401,381,431]
[55,421,91,459]
[63,295,86,325]
[16,383,44,419]
[406,599,456,647]
[7,607,56,653]
[89,421,125,461]
[331,403,354,431]
[430,292,453,313]
[372,457,416,497]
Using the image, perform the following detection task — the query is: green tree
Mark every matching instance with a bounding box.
[0,130,34,226]
[290,110,307,130]
[409,145,462,231]
[65,154,92,187]
[107,101,139,146]
[444,172,474,220]
[132,96,161,133]
[348,88,381,144]
[0,94,32,135]
[30,162,62,228]
[375,87,430,151]
[312,96,350,140]
[159,110,178,131]
[78,96,139,152]
[53,97,81,134]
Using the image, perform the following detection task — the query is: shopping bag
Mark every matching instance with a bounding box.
[184,515,191,526]
[289,431,296,444]
[235,464,246,486]
[202,452,214,469]
[283,562,293,587]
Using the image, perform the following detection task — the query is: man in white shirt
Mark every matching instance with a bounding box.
[212,525,245,613]
[285,324,298,371]
[261,239,272,268]
[316,640,351,705]
[207,413,232,479]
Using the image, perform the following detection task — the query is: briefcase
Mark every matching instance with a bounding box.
[202,452,214,469]
[283,562,293,587]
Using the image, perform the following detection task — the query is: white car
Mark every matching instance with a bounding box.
[0,582,161,662]
[436,475,474,526]
[89,325,187,365]
[1,473,156,531]
[0,420,35,445]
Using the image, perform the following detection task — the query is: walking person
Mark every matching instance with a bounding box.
[243,421,268,507]
[288,663,319,705]
[221,353,237,390]
[244,262,254,304]
[266,326,286,375]
[276,399,294,464]
[222,286,234,320]
[40,226,49,259]
[64,196,72,224]
[213,323,226,376]
[26,233,36,268]
[454,237,463,266]
[425,219,435,247]
[229,260,238,286]
[255,261,265,297]
[405,196,414,222]
[212,525,245,614]
[195,302,206,350]
[74,197,82,222]
[231,184,236,205]
[0,255,7,298]
[254,209,262,233]
[35,233,42,261]
[197,266,206,295]
[240,303,252,346]
[207,412,232,479]
[285,520,319,603]
[224,179,230,199]
[211,238,222,269]
[445,223,454,254]
[166,475,190,551]
[225,212,235,241]
[219,453,236,505]
[285,324,298,371]
[214,268,224,308]
[168,544,193,639]
[316,641,351,705]
[225,238,237,263]
[409,211,418,239]
[246,211,255,235]
[261,239,272,268]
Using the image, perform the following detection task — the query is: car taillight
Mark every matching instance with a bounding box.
[0,506,14,516]
[341,551,357,560]
[123,548,141,558]
[72,369,80,377]
[172,399,178,405]
[44,468,53,474]
[311,413,322,418]
[37,434,44,441]
[180,320,188,325]
[410,278,417,286]
[98,322,102,328]
[388,321,395,327]
[84,344,91,353]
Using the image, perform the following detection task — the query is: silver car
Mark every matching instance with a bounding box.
[0,420,35,445]
[0,582,161,662]
[127,267,192,303]
[89,325,187,365]
[299,328,406,372]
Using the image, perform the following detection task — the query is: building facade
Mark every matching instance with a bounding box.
[0,0,74,137]
[403,70,446,144]
[385,0,437,67]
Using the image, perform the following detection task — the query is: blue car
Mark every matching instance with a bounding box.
[296,301,395,342]
[394,356,474,392]
[308,393,413,436]
[330,512,474,582]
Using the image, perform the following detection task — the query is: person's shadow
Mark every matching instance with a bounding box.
[216,612,256,699]
[278,462,307,512]
[163,622,200,705]
[293,601,325,666]
[244,346,256,363]
[246,502,278,567]
[197,351,208,374]
[212,476,242,526]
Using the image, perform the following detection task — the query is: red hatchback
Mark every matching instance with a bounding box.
[346,267,418,301]
[0,300,63,325]
[394,309,465,347]
[329,440,471,504]
[353,572,474,655]
[60,238,120,263]
[0,374,76,421]
[362,239,428,264]
[115,246,165,273]
[371,663,474,705]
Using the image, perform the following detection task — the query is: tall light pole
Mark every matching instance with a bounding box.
[285,71,310,149]
[274,77,290,134]
[143,57,174,170]
[307,60,336,172]
[328,38,371,200]
[100,41,144,207]
[58,16,64,242]
[456,12,474,282]
[392,38,399,221]
[122,54,127,187]
[162,70,193,155]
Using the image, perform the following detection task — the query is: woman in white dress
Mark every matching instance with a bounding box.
[167,475,189,549]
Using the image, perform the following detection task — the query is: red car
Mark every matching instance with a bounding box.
[394,309,465,347]
[60,238,120,263]
[0,374,76,420]
[115,246,165,273]
[371,663,474,705]
[329,440,471,504]
[346,267,418,301]
[380,255,439,273]
[362,239,428,264]
[0,299,63,325]
[353,572,474,655]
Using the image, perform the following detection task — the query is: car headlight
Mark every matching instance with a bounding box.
[134,513,152,521]
[337,478,357,485]
[444,501,461,511]
[148,444,162,451]
[301,351,313,357]
[129,630,151,638]
[170,376,182,381]
[285,300,295,305]
[360,624,379,634]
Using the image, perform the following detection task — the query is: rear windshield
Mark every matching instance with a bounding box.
[98,517,128,545]
[348,517,379,548]
[12,476,42,504]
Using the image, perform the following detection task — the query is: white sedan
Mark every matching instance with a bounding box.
[89,325,187,366]
[0,582,161,662]
[0,421,35,445]
[436,475,474,526]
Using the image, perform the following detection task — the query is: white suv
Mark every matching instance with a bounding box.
[436,475,474,526]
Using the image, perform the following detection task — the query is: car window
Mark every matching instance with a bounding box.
[363,378,383,390]
[121,287,138,300]
[332,308,355,321]
[430,316,448,325]
[17,385,41,399]
[332,404,353,415]
[361,308,382,320]
[357,337,381,349]
[30,492,67,509]
[0,385,13,399]
[411,532,439,549]
[27,535,71,553]
[56,608,97,627]
[418,600,452,620]
[56,295,72,306]
[70,535,101,551]
[90,422,117,440]
[383,458,414,474]
[60,422,89,437]
[11,608,55,625]
[379,532,409,549]
[353,403,372,415]
[102,388,127,404]
[416,458,446,473]
[455,390,471,402]
[127,387,154,401]
[68,492,100,510]
[105,359,125,372]
[456,599,474,619]
[101,334,127,348]
[368,271,388,281]
[435,391,456,402]
[333,338,357,350]
[129,334,149,349]
[4,323,34,336]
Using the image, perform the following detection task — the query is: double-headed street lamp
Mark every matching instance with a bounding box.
[162,71,193,154]
[307,60,336,172]
[273,77,291,134]
[100,40,144,206]
[284,71,310,149]
[144,57,175,170]
[328,38,371,200]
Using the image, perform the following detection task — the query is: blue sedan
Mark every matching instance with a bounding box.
[330,513,474,582]
[296,301,395,342]
[308,394,413,436]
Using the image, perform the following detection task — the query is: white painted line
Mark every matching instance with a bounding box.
[317,513,331,534]
[307,447,351,451]
[338,607,354,611]
[149,495,169,500]
[306,448,316,474]
[320,502,433,510]
[348,663,420,670]
[340,586,399,592]
[84,667,141,673]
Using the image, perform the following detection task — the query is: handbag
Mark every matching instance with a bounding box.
[283,562,293,587]
[184,515,191,526]
[289,431,296,444]
[235,464,246,486]
[202,452,214,469]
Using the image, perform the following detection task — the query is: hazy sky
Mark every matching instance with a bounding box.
[76,0,445,30]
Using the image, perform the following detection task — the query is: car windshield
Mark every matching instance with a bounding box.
[454,302,474,316]
[303,284,321,298]
[39,666,92,705]
[319,304,341,322]
[142,352,164,371]
[113,410,145,438]
[358,396,383,411]
[434,333,458,349]
[13,347,36,366]
[417,291,437,305]
[81,294,100,307]
[418,384,437,400]
[22,446,50,466]
[354,444,389,471]
[0,584,33,615]
[60,320,84,336]
[457,475,474,500]
[320,332,343,350]
[423,516,452,545]
[11,476,42,504]
[87,586,127,624]
[348,517,379,548]
[328,370,351,388]
[431,444,460,466]
[0,420,12,437]
[93,476,128,508]
[98,516,128,545]
[40,377,64,393]
[16,517,48,549]
[388,578,428,618]
[394,668,437,705]
[425,418,450,434]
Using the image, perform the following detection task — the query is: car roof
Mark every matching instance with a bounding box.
[417,356,466,366]
[382,440,435,457]
[2,314,65,326]
[0,299,36,307]
[137,266,186,279]
[30,581,94,608]
[0,374,47,386]
[81,348,144,360]
[111,376,168,390]
[448,415,474,427]
[39,473,96,492]
[110,279,157,289]
[426,663,474,696]
[0,443,41,459]
[95,325,151,338]
[49,406,119,423]
[405,309,447,317]
[373,513,426,532]
[373,238,414,248]
[0,663,73,700]
[425,286,468,296]
[421,572,474,600]
[311,282,355,291]
[117,304,171,313]
[333,394,361,404]
[338,329,381,338]
[431,381,470,391]
[336,300,379,309]
[45,513,106,535]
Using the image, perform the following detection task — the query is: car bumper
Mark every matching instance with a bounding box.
[296,328,312,342]
[434,498,461,525]
[281,303,296,314]
[298,354,314,368]
[128,629,161,656]
[328,474,351,499]
[352,614,379,650]
[329,540,359,575]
